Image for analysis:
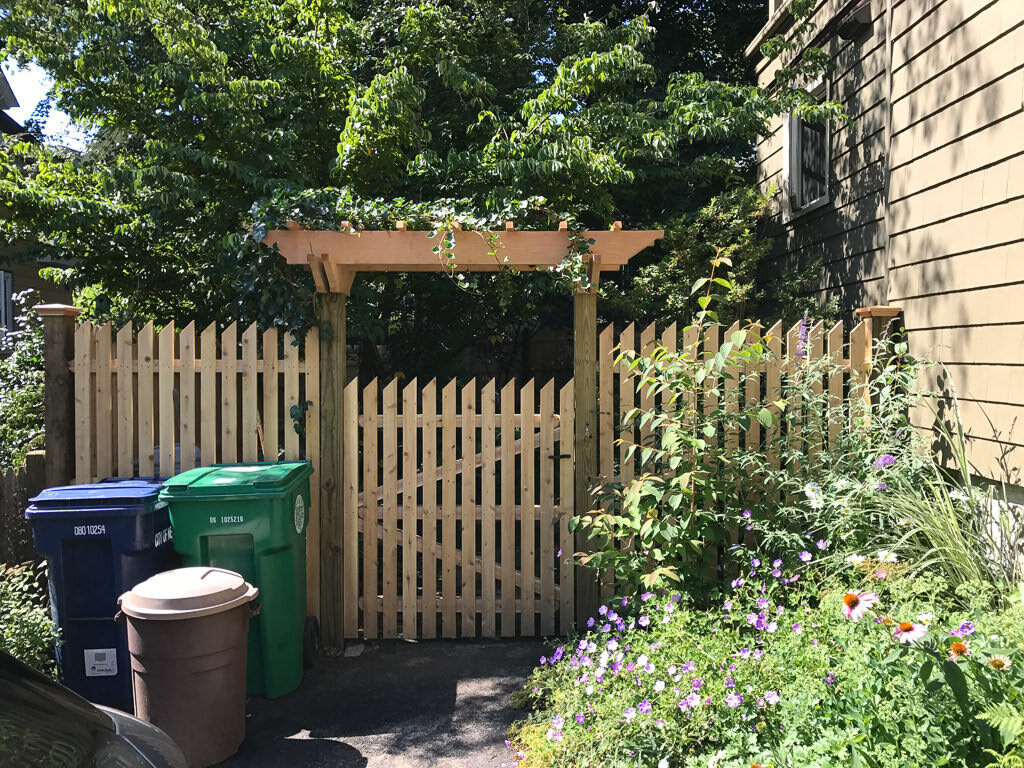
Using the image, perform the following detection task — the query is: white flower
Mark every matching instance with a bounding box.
[877,550,898,563]
[804,482,821,498]
[846,554,866,565]
[658,760,669,768]
[917,612,933,623]
[834,478,854,491]
[809,496,825,510]
[950,488,969,502]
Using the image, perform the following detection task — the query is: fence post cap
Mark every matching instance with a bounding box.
[854,305,902,319]
[33,304,83,318]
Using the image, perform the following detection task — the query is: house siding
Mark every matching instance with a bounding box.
[751,0,1024,489]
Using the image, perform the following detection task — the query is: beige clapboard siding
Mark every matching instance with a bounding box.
[889,246,1024,300]
[918,362,1021,407]
[910,325,1024,367]
[892,0,1016,71]
[899,284,1024,329]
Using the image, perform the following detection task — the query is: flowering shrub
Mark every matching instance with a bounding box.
[508,563,1024,768]
[0,562,58,675]
[0,291,45,469]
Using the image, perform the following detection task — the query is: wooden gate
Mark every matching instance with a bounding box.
[340,376,576,640]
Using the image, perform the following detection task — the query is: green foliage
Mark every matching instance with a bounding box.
[571,259,776,592]
[0,563,58,675]
[1,0,841,376]
[0,292,45,469]
[607,187,773,327]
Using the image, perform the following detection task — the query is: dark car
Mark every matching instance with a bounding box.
[0,650,187,768]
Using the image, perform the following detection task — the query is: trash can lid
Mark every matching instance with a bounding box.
[118,567,258,621]
[27,480,164,518]
[160,462,313,499]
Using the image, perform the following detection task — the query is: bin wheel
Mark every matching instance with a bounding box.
[303,616,320,667]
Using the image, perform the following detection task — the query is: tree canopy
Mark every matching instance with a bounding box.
[0,0,836,378]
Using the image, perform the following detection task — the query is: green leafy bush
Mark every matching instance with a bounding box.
[0,291,45,469]
[0,562,58,675]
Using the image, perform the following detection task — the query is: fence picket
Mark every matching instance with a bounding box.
[441,379,458,638]
[382,379,398,638]
[283,333,298,460]
[95,324,113,480]
[500,379,515,638]
[180,323,196,472]
[343,378,360,638]
[558,379,575,634]
[362,381,380,639]
[304,329,321,619]
[724,321,741,453]
[221,323,238,463]
[200,324,217,464]
[786,322,802,475]
[520,379,536,636]
[158,323,175,477]
[480,379,496,637]
[74,323,92,483]
[539,380,556,635]
[402,379,418,638]
[137,322,155,477]
[828,322,844,451]
[116,323,133,478]
[422,379,438,639]
[241,324,259,462]
[460,380,477,637]
[262,329,279,461]
[619,322,635,486]
[639,323,656,449]
[599,326,614,480]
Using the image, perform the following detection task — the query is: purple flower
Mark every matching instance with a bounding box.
[872,454,897,470]
[751,558,761,568]
[957,621,976,637]
[599,605,608,616]
[876,481,888,490]
[601,623,611,633]
[773,558,783,568]
[638,699,652,714]
[742,509,752,519]
[691,678,703,691]
[772,568,782,577]
[746,613,758,626]
[725,692,744,708]
[816,539,828,550]
[575,713,585,725]
[539,656,547,665]
[766,621,778,634]
[799,551,812,562]
[640,591,655,602]
[723,600,733,610]
[551,715,564,729]
[724,676,736,688]
[765,690,780,705]
[545,728,563,742]
[795,312,809,361]
[623,707,637,722]
[792,623,803,634]
[739,648,751,659]
[638,616,650,627]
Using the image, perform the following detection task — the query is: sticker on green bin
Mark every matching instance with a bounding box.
[294,495,305,534]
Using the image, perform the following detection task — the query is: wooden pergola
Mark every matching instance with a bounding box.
[263,220,663,648]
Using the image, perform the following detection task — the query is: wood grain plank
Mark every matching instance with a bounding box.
[262,328,280,462]
[241,323,259,462]
[520,379,536,636]
[421,379,438,639]
[402,379,418,638]
[179,323,196,472]
[94,324,113,480]
[343,378,360,638]
[441,379,458,638]
[74,323,93,483]
[137,322,155,477]
[618,322,636,486]
[158,322,175,477]
[362,381,380,639]
[828,322,845,451]
[382,379,398,638]
[539,380,555,635]
[116,323,133,477]
[460,380,477,638]
[221,323,238,463]
[598,325,615,480]
[283,333,299,460]
[558,379,575,634]
[304,328,321,621]
[200,324,218,464]
[500,379,516,638]
[480,379,497,637]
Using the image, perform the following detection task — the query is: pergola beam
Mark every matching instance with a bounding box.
[264,222,663,285]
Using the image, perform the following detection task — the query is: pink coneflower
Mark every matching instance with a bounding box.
[841,590,879,621]
[948,641,970,662]
[894,621,927,644]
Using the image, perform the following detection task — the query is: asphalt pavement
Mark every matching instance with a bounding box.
[218,639,546,768]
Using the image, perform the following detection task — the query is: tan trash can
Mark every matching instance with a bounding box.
[118,567,259,768]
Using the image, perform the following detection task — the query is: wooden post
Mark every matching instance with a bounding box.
[319,278,353,650]
[853,305,904,411]
[34,304,82,487]
[573,281,600,622]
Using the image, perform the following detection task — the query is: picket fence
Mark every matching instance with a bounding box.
[65,313,875,638]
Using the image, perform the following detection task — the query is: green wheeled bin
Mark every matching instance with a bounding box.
[158,461,315,698]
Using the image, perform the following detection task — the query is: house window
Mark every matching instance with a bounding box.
[0,271,12,332]
[785,79,830,214]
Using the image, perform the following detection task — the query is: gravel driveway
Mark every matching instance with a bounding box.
[218,639,546,768]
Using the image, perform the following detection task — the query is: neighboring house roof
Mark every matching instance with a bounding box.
[0,68,25,134]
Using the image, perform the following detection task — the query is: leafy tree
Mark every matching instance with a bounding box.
[0,0,838,379]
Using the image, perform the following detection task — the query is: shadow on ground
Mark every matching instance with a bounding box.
[217,640,546,768]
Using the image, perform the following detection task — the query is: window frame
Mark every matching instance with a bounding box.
[0,270,12,332]
[782,77,832,219]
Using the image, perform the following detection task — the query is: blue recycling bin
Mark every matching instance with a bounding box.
[25,479,180,712]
